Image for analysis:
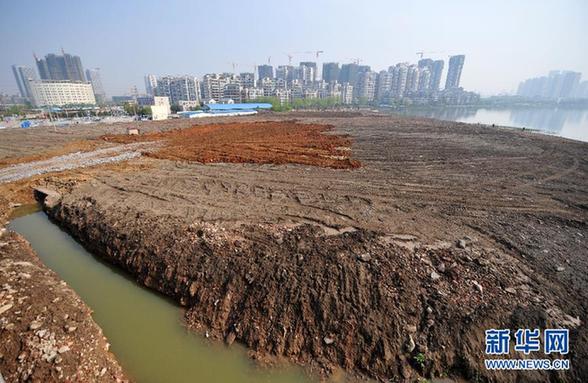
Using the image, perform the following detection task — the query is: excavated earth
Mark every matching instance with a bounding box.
[1,112,587,382]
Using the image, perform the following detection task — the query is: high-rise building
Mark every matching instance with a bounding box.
[299,63,316,83]
[155,75,201,105]
[341,83,353,104]
[239,72,255,88]
[11,65,37,99]
[517,70,582,99]
[35,51,85,82]
[144,74,158,96]
[417,59,437,92]
[418,68,431,93]
[85,68,106,104]
[445,55,465,89]
[375,70,392,101]
[356,71,377,102]
[339,63,360,86]
[276,65,295,84]
[430,60,444,91]
[257,64,274,80]
[29,80,96,107]
[322,62,340,83]
[406,65,420,94]
[201,73,234,101]
[417,58,434,70]
[390,63,409,98]
[223,83,242,102]
[299,62,317,82]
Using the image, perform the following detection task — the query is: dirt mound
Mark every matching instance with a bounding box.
[49,194,581,382]
[102,121,360,169]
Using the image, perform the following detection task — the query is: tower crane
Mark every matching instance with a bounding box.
[416,51,444,59]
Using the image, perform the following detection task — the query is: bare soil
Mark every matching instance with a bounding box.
[1,112,587,382]
[0,231,127,382]
[102,121,359,169]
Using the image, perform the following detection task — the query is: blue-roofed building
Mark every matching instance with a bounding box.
[177,102,272,119]
[203,103,272,111]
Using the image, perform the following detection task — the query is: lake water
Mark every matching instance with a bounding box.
[9,212,313,383]
[395,107,588,142]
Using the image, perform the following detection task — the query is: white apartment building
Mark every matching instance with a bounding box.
[29,80,96,107]
[151,96,171,120]
[341,83,353,104]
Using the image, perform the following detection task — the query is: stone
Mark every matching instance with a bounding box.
[357,253,371,262]
[405,335,416,353]
[0,303,13,315]
[323,336,335,345]
[457,239,467,249]
[472,281,483,294]
[505,287,517,294]
[66,326,77,333]
[430,271,441,281]
[436,263,446,273]
[44,350,58,363]
[189,282,198,296]
[225,331,236,346]
[58,345,70,354]
[405,325,417,333]
[29,320,42,330]
[556,266,565,272]
[9,202,22,208]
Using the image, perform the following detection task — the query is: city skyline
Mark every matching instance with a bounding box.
[1,0,587,96]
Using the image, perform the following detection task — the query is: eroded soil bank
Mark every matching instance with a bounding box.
[0,229,127,382]
[46,188,584,382]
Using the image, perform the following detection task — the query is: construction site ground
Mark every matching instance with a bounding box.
[0,111,586,382]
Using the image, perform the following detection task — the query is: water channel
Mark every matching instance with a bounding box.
[9,211,312,383]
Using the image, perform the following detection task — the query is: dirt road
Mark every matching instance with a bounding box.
[1,112,587,382]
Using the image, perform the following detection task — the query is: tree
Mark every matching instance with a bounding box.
[139,106,152,116]
[123,102,137,115]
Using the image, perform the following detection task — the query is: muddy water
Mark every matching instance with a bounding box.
[9,212,312,383]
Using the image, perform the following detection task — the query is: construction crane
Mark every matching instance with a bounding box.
[285,53,294,65]
[267,56,271,64]
[227,62,238,74]
[286,50,324,65]
[298,50,324,59]
[416,51,444,59]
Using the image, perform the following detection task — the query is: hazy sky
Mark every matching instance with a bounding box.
[1,0,586,96]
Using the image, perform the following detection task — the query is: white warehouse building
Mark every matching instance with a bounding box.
[29,80,96,107]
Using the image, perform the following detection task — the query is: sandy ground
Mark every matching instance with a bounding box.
[0,112,587,382]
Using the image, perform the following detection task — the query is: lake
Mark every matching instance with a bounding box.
[394,107,588,142]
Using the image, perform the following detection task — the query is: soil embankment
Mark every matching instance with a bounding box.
[47,192,582,382]
[0,230,127,382]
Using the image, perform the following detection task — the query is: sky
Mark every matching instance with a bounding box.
[1,0,587,97]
